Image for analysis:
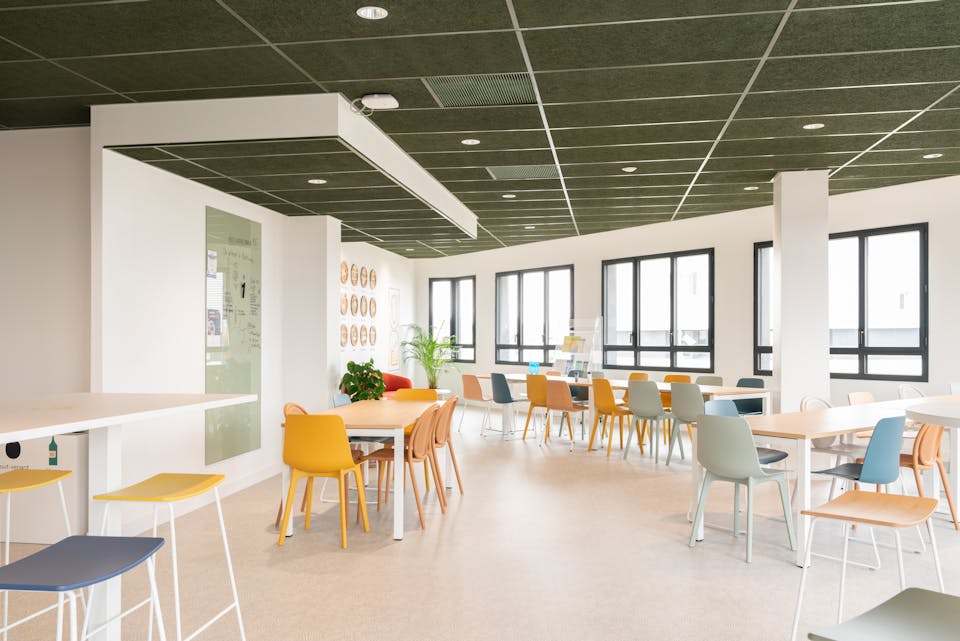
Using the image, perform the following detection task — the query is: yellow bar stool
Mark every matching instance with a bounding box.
[93,473,245,641]
[0,469,73,641]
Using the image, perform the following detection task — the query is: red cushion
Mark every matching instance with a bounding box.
[382,372,412,393]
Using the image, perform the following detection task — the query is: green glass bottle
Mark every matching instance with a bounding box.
[48,436,58,466]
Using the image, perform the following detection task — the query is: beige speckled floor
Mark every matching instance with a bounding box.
[7,408,960,640]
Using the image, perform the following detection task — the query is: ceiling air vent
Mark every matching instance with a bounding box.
[486,164,560,180]
[424,73,535,107]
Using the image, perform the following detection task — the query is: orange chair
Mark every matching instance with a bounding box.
[901,423,959,530]
[618,372,650,406]
[545,370,562,376]
[522,374,548,440]
[661,374,692,444]
[432,396,464,497]
[460,374,492,432]
[278,414,369,548]
[275,403,308,528]
[363,406,443,528]
[588,378,633,456]
[544,380,587,445]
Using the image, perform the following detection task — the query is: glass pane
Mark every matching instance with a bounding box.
[758,352,773,373]
[639,257,671,346]
[522,349,545,364]
[605,351,635,367]
[829,353,859,374]
[829,237,860,348]
[545,349,558,365]
[547,269,572,345]
[497,348,519,363]
[456,278,474,344]
[430,280,452,337]
[675,253,710,347]
[522,271,545,345]
[604,262,634,346]
[866,231,921,348]
[496,274,519,344]
[639,351,670,368]
[757,245,774,347]
[456,347,475,362]
[867,354,922,377]
[677,351,710,370]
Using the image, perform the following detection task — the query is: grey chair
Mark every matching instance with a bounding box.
[689,414,797,563]
[624,380,669,463]
[805,588,959,641]
[666,383,704,465]
[704,399,788,465]
[695,375,723,386]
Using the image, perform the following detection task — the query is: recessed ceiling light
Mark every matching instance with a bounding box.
[404,248,415,252]
[307,178,327,185]
[743,186,759,191]
[621,166,638,173]
[356,6,388,19]
[502,194,517,199]
[460,138,481,146]
[922,153,943,159]
[802,123,825,130]
[524,225,536,230]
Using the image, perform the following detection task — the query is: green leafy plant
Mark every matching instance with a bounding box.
[401,323,458,389]
[339,359,386,402]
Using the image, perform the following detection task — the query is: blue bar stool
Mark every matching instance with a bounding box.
[0,535,166,641]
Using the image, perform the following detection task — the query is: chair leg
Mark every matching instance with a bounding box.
[618,416,624,449]
[746,478,754,563]
[428,450,446,512]
[146,557,168,641]
[376,462,385,512]
[606,416,616,458]
[838,523,850,623]
[278,470,301,545]
[936,459,960,530]
[791,519,821,641]
[355,468,370,533]
[448,442,465,495]
[689,473,713,547]
[407,461,426,529]
[423,459,431,493]
[522,406,535,440]
[587,413,601,451]
[733,482,740,538]
[167,504,183,641]
[304,478,314,530]
[778,478,798,551]
[894,529,906,591]
[458,400,467,432]
[666,422,680,466]
[623,418,636,461]
[385,461,392,504]
[926,517,945,591]
[213,487,247,641]
[338,473,348,549]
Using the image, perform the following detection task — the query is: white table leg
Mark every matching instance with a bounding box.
[88,424,122,641]
[280,466,293,537]
[393,428,404,540]
[944,428,959,517]
[795,437,811,567]
[762,392,771,415]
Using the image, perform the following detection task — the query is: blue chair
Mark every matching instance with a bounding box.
[490,373,527,436]
[733,377,765,415]
[815,415,906,491]
[0,535,166,641]
[333,392,352,407]
[705,399,788,465]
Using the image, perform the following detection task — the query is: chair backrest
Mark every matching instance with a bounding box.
[696,414,764,480]
[703,399,739,417]
[590,371,605,379]
[628,380,663,418]
[434,397,458,446]
[408,406,441,460]
[620,371,649,403]
[545,380,577,411]
[382,372,412,392]
[898,384,924,400]
[332,393,352,407]
[951,382,960,395]
[545,370,561,376]
[733,377,764,414]
[283,414,354,472]
[461,374,486,401]
[859,415,906,485]
[695,375,723,386]
[913,423,944,467]
[660,374,691,407]
[800,396,837,448]
[592,378,619,414]
[671,383,705,423]
[490,373,515,404]
[848,391,876,405]
[395,388,439,401]
[283,402,308,417]
[526,374,548,406]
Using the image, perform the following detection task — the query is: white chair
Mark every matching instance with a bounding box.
[898,384,924,399]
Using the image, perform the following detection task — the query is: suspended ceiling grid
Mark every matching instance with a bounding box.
[2,0,959,256]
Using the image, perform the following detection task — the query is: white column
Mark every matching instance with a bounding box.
[772,171,830,413]
[282,216,342,410]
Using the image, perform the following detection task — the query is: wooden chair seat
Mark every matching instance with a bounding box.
[801,490,938,528]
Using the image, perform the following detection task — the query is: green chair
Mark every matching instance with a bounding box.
[689,413,797,563]
[666,383,704,465]
[624,380,669,463]
[695,375,723,386]
[705,399,788,465]
[805,588,958,641]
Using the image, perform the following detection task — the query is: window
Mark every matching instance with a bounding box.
[753,223,928,380]
[429,276,476,362]
[495,265,573,365]
[602,249,714,371]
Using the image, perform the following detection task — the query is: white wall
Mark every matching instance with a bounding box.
[0,128,90,396]
[414,175,960,406]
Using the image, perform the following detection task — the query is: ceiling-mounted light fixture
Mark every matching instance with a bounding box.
[405,248,415,252]
[802,123,825,130]
[621,166,638,173]
[922,153,943,159]
[460,138,481,146]
[359,93,399,110]
[524,225,536,230]
[743,186,759,191]
[501,194,517,199]
[307,178,327,185]
[356,6,388,19]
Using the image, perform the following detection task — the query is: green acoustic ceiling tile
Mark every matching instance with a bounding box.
[0,38,36,61]
[853,149,960,165]
[564,174,695,188]
[448,178,562,192]
[391,129,550,153]
[268,203,311,215]
[685,193,772,206]
[192,177,251,193]
[738,84,949,119]
[241,172,393,190]
[725,112,912,139]
[161,138,346,159]
[573,206,679,216]
[0,0,261,57]
[339,229,370,241]
[427,167,504,181]
[795,0,902,7]
[774,2,960,56]
[707,152,853,172]
[145,159,220,179]
[553,122,723,147]
[876,131,960,151]
[714,134,880,156]
[322,78,442,110]
[562,159,702,177]
[569,195,682,207]
[372,105,543,133]
[514,0,787,27]
[458,190,565,203]
[696,169,778,183]
[194,151,373,176]
[470,201,567,213]
[0,93,127,127]
[412,149,555,169]
[546,95,738,128]
[904,108,960,132]
[833,161,960,179]
[935,92,960,109]
[523,13,781,70]
[567,185,687,198]
[556,142,710,164]
[690,182,772,196]
[0,59,107,98]
[125,83,321,103]
[282,32,524,81]
[109,146,176,162]
[830,176,932,194]
[227,0,513,43]
[59,47,307,92]
[270,187,414,203]
[234,192,288,205]
[756,48,960,92]
[536,60,755,103]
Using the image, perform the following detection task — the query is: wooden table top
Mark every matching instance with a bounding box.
[319,399,436,429]
[491,373,768,397]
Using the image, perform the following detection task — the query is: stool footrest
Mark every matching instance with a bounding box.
[183,603,238,641]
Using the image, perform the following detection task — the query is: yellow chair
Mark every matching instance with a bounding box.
[395,388,439,402]
[661,374,692,444]
[588,378,633,456]
[94,473,246,640]
[522,374,548,440]
[277,414,370,548]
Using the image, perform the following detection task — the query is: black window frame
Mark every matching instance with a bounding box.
[494,264,574,366]
[601,248,715,373]
[753,223,929,381]
[754,241,773,376]
[428,275,476,364]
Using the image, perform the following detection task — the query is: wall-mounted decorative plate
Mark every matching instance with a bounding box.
[360,266,368,288]
[369,326,377,345]
[339,324,348,347]
[339,291,348,315]
[360,325,368,346]
[369,269,377,289]
[339,261,349,284]
[360,295,368,317]
[369,298,377,317]
[350,324,358,346]
[350,263,359,286]
[350,294,359,315]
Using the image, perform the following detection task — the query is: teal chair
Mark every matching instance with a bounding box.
[814,415,905,490]
[624,380,669,463]
[733,377,764,415]
[705,399,788,465]
[689,414,797,562]
[666,383,704,465]
[490,373,527,436]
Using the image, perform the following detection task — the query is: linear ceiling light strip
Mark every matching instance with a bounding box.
[670,0,799,221]
[503,0,580,235]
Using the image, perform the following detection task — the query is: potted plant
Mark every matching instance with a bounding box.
[339,359,386,401]
[401,324,458,389]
